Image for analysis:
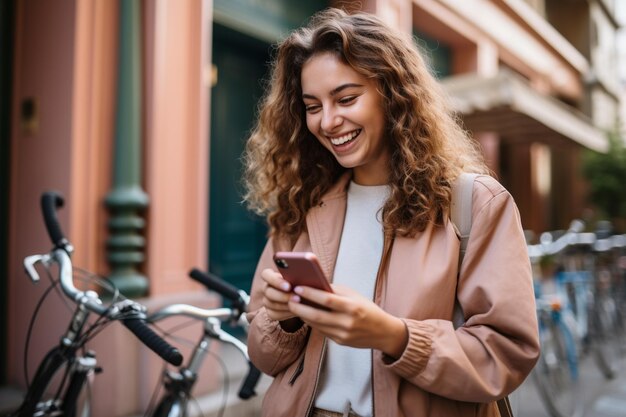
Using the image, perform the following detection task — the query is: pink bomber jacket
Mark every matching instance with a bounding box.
[246,174,540,417]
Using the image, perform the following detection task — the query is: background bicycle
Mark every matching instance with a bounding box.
[528,221,626,417]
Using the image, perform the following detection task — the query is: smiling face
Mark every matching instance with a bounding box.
[301,52,390,185]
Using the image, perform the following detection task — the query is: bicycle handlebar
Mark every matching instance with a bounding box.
[148,302,261,400]
[189,268,249,309]
[149,270,262,400]
[148,304,237,323]
[41,191,72,252]
[30,191,183,366]
[527,219,626,260]
[238,362,261,399]
[123,318,183,366]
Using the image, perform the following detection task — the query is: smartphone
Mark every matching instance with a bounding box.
[273,251,333,309]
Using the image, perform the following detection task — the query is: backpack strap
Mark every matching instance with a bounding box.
[451,173,516,417]
[450,173,478,330]
[451,173,478,266]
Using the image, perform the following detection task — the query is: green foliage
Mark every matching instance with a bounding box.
[582,132,626,220]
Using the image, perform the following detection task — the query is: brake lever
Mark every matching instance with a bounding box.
[205,317,249,361]
[23,253,52,283]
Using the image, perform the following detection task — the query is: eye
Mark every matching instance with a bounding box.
[338,95,357,105]
[304,103,321,113]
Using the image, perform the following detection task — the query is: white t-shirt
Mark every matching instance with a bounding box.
[314,181,389,417]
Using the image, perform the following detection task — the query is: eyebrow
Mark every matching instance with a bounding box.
[302,83,364,100]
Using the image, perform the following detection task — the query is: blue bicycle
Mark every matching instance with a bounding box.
[528,222,624,417]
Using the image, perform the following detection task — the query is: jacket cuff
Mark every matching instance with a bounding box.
[259,311,309,349]
[381,319,433,378]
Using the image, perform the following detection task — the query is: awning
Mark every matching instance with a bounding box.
[442,70,608,153]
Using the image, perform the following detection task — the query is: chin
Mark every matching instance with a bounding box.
[334,158,360,169]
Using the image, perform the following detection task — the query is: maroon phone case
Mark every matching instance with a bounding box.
[273,251,333,309]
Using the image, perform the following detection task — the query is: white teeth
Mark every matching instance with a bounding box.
[330,130,360,145]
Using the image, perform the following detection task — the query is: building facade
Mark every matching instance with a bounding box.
[0,0,623,416]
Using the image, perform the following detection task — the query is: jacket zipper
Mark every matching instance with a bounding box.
[289,327,313,386]
[370,349,376,417]
[304,338,328,416]
[302,199,391,416]
[288,352,306,385]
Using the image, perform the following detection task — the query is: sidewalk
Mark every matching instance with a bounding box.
[517,354,626,417]
[0,385,23,415]
[5,352,626,417]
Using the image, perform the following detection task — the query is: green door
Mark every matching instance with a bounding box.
[209,25,269,292]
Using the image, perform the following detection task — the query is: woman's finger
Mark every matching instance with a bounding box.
[288,298,335,324]
[261,268,291,292]
[265,286,292,303]
[292,285,342,311]
[264,292,292,309]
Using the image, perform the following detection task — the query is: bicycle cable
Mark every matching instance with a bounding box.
[70,269,138,347]
[189,396,207,417]
[23,275,61,388]
[151,318,199,346]
[75,307,150,348]
[23,267,111,394]
[74,266,121,302]
[44,263,75,314]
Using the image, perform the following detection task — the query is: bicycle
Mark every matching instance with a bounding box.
[144,268,261,417]
[528,223,585,417]
[589,228,626,360]
[553,225,624,380]
[528,221,625,417]
[10,191,183,417]
[532,294,581,417]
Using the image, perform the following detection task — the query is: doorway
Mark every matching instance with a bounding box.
[209,24,270,292]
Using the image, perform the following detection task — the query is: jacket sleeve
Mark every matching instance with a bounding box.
[382,176,540,402]
[246,239,310,376]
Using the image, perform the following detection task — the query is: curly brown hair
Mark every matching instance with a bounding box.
[243,8,489,241]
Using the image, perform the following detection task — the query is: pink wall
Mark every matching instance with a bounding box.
[8,0,79,389]
[143,0,211,297]
[7,0,215,415]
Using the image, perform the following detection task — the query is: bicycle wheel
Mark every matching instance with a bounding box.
[532,314,581,417]
[590,294,621,379]
[12,347,92,417]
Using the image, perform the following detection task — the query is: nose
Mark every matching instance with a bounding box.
[320,106,342,133]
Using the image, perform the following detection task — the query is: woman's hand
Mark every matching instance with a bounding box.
[288,284,408,359]
[260,268,298,322]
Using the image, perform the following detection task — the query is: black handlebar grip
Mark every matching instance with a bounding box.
[189,268,241,302]
[40,191,69,250]
[238,361,262,399]
[122,318,183,366]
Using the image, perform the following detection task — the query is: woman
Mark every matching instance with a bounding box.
[243,8,539,417]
